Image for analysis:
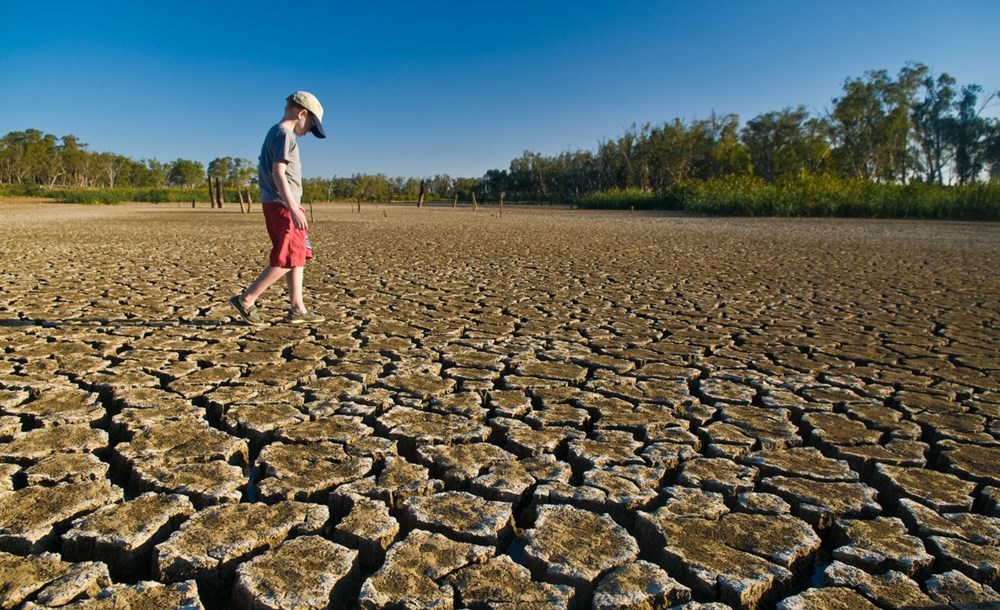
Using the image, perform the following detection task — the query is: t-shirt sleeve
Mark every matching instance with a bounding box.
[271,128,298,166]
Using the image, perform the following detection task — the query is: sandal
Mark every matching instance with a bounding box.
[229,295,262,325]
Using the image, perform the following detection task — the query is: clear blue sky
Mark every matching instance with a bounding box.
[2,0,997,179]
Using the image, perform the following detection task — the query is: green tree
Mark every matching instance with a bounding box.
[482,169,509,200]
[227,158,257,188]
[167,159,205,188]
[829,71,889,180]
[37,133,64,187]
[912,72,958,184]
[428,174,454,199]
[350,173,390,205]
[742,107,831,182]
[142,158,170,187]
[700,112,752,180]
[986,119,1000,181]
[643,119,698,190]
[59,135,90,187]
[509,151,546,198]
[207,156,233,185]
[94,152,128,187]
[951,84,993,184]
[453,177,481,202]
[829,66,926,182]
[1,129,45,184]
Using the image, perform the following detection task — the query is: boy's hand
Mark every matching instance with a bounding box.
[292,206,309,230]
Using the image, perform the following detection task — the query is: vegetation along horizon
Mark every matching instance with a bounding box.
[2,62,999,219]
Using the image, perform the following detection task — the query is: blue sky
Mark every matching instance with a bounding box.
[1,0,997,179]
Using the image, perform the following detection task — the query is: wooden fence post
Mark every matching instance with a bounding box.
[245,188,253,213]
[471,191,478,211]
[499,192,504,218]
[237,188,246,213]
[207,179,214,209]
[215,177,224,209]
[453,192,458,208]
[417,179,426,208]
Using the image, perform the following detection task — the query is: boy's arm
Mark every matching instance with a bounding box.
[273,160,308,230]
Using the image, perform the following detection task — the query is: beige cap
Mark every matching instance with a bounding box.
[287,91,326,138]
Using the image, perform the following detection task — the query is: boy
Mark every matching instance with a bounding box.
[230,91,327,325]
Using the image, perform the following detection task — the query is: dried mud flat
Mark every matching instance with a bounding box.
[1,201,999,610]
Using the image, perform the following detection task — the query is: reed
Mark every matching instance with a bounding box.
[579,178,1000,220]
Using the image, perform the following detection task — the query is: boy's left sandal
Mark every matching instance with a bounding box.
[229,295,262,325]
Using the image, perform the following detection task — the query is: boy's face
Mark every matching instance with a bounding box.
[292,108,314,137]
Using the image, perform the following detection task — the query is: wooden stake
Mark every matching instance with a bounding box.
[215,177,224,209]
[417,179,426,208]
[237,188,246,213]
[207,179,214,208]
[472,191,478,211]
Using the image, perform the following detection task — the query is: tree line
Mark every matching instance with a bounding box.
[490,63,999,202]
[0,129,469,204]
[0,129,258,192]
[2,62,997,209]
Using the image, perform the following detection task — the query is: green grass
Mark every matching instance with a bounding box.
[0,185,261,205]
[5,179,998,219]
[578,188,680,210]
[579,177,1000,220]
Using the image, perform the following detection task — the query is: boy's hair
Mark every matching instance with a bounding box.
[283,91,326,139]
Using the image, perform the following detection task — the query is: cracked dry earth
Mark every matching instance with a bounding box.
[1,202,999,610]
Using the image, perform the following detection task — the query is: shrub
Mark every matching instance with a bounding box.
[578,188,678,210]
[579,177,1000,220]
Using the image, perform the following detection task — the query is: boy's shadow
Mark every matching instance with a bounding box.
[0,318,230,329]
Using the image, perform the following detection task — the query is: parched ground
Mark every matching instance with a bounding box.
[1,201,999,610]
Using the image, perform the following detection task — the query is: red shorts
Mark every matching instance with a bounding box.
[262,203,313,268]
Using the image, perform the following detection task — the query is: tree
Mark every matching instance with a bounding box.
[37,133,64,187]
[829,71,890,180]
[828,65,927,183]
[0,129,45,184]
[227,158,257,188]
[142,159,170,187]
[207,157,234,185]
[167,159,205,188]
[453,177,481,202]
[94,152,128,187]
[509,150,557,199]
[912,72,958,184]
[700,112,752,180]
[950,84,994,184]
[742,107,831,182]
[350,173,390,209]
[986,119,1000,181]
[482,169,509,201]
[59,135,90,187]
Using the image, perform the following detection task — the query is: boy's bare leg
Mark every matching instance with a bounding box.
[242,265,290,307]
[286,266,306,313]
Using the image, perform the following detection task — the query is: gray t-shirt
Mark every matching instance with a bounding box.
[258,124,302,205]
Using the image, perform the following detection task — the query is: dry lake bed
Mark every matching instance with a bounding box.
[1,201,999,609]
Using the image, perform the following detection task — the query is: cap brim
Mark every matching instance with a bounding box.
[310,116,326,139]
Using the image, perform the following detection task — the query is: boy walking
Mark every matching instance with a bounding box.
[230,91,327,325]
